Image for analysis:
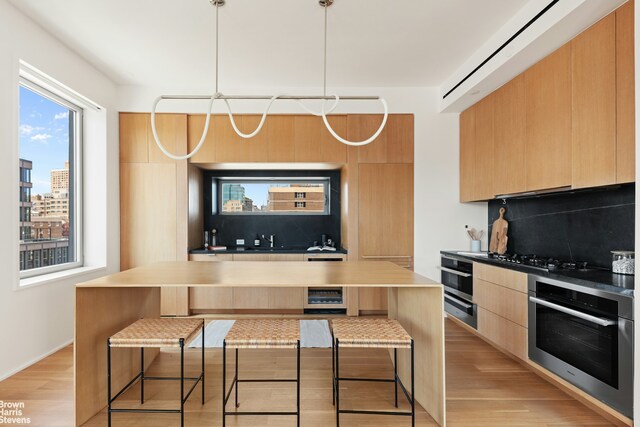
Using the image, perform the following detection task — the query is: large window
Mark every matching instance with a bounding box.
[19,78,82,278]
[218,178,330,215]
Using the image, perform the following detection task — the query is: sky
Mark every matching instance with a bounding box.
[19,85,71,195]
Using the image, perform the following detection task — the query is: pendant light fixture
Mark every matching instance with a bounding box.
[151,0,388,160]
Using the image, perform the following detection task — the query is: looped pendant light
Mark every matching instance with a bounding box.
[151,0,388,160]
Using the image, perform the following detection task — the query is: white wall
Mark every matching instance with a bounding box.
[0,0,120,380]
[118,85,486,280]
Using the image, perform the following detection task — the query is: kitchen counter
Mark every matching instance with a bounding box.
[441,250,634,297]
[74,261,445,426]
[190,247,348,255]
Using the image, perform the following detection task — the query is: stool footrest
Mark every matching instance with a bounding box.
[226,411,299,416]
[237,378,298,383]
[337,377,395,383]
[110,408,182,414]
[339,409,413,416]
[143,376,201,381]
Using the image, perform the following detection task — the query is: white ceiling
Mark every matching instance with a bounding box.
[9,0,529,90]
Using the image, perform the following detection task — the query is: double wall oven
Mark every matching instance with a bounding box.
[528,275,634,418]
[440,255,477,329]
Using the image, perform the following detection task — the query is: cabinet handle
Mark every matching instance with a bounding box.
[437,266,472,278]
[444,294,473,309]
[529,296,617,327]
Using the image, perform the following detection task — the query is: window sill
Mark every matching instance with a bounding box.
[18,265,106,290]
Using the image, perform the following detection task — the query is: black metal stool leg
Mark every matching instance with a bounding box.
[180,338,185,427]
[335,339,340,427]
[394,348,398,408]
[297,340,301,427]
[235,348,239,408]
[201,321,205,405]
[140,347,145,404]
[107,339,112,427]
[222,340,226,427]
[411,339,415,427]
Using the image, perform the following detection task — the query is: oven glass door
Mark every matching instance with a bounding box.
[534,284,619,388]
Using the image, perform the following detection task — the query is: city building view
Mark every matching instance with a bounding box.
[221,181,326,213]
[19,158,70,271]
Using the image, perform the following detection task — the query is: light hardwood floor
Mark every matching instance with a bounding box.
[0,320,613,426]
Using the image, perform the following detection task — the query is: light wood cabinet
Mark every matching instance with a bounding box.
[349,114,414,164]
[524,43,572,192]
[119,113,149,163]
[189,254,233,310]
[358,163,413,311]
[294,115,347,163]
[473,263,528,360]
[616,0,636,184]
[572,14,617,189]
[493,75,526,195]
[267,115,295,162]
[459,107,476,202]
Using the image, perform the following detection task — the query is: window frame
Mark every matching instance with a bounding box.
[18,77,84,280]
[216,177,331,216]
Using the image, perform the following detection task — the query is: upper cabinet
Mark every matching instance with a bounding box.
[460,2,635,202]
[616,0,636,183]
[525,44,572,192]
[494,74,526,195]
[349,114,414,163]
[572,14,617,189]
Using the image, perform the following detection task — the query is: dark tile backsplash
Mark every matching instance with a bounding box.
[202,170,341,249]
[488,184,635,268]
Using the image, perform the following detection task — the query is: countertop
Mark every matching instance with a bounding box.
[190,247,348,255]
[441,250,634,297]
[77,260,436,288]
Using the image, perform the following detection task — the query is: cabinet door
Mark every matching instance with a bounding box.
[189,254,234,310]
[473,95,495,200]
[350,114,414,164]
[358,163,413,311]
[294,115,347,163]
[267,254,304,309]
[616,0,636,184]
[232,254,271,309]
[525,44,572,191]
[267,115,295,162]
[493,75,526,195]
[186,114,217,163]
[459,106,476,202]
[148,114,187,163]
[119,113,149,163]
[572,14,616,188]
[215,116,269,163]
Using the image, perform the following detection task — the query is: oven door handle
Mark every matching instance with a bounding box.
[529,296,618,327]
[437,266,472,278]
[444,293,473,309]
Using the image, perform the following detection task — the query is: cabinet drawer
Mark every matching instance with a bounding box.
[478,307,528,360]
[189,254,234,262]
[190,287,233,310]
[474,278,528,328]
[473,262,527,292]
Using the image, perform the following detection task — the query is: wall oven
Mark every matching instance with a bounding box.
[440,255,477,329]
[528,275,633,418]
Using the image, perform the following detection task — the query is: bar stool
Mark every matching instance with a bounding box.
[222,319,301,427]
[107,318,205,427]
[331,318,415,427]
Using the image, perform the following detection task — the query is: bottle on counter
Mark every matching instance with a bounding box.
[203,230,209,249]
[254,234,261,247]
[211,229,217,247]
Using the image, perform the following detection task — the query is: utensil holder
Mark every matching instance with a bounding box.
[470,240,481,252]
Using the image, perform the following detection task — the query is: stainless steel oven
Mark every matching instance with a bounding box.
[440,255,477,329]
[528,275,633,418]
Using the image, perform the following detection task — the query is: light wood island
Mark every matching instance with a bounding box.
[75,261,445,426]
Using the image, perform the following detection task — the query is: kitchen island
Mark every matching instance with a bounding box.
[74,261,445,426]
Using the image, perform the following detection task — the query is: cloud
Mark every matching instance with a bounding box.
[54,111,69,120]
[20,124,35,136]
[31,133,52,142]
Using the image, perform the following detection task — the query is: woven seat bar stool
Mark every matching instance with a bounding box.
[222,319,301,427]
[331,318,415,427]
[107,318,205,427]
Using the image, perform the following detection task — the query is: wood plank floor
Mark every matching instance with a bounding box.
[0,319,613,426]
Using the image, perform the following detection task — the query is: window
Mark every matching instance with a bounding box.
[19,78,83,278]
[218,178,330,215]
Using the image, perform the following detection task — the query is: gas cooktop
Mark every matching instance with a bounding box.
[487,253,593,272]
